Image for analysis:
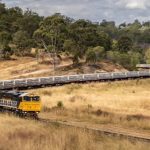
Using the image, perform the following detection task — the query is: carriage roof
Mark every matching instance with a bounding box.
[0,90,28,97]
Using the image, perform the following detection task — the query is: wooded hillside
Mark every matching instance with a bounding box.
[0,2,150,70]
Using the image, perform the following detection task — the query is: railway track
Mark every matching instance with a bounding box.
[39,118,150,142]
[1,110,149,142]
[0,70,150,90]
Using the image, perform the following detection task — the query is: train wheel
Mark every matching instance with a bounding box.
[0,107,4,113]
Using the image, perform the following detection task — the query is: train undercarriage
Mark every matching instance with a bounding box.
[0,106,39,119]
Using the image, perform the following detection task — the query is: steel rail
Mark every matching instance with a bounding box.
[39,118,150,142]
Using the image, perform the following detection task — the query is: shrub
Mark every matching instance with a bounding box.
[86,46,105,64]
[0,45,13,59]
[57,101,64,108]
[145,48,150,63]
[42,90,52,96]
[107,50,142,70]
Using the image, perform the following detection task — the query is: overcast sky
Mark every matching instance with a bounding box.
[2,0,150,24]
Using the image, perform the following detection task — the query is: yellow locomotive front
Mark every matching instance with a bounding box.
[0,91,42,118]
[19,95,41,112]
[17,93,42,118]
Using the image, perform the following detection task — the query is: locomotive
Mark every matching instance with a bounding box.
[0,90,41,118]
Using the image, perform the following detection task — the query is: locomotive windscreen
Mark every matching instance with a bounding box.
[24,96,40,101]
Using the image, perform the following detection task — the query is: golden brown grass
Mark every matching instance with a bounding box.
[32,79,150,115]
[0,56,74,79]
[0,56,125,79]
[29,79,150,131]
[0,114,149,150]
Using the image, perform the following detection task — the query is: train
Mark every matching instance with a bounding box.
[0,71,149,118]
[0,71,150,90]
[0,90,41,118]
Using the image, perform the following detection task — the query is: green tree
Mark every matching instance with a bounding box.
[99,20,118,38]
[34,13,69,52]
[0,3,6,14]
[98,32,112,51]
[138,29,150,44]
[107,51,120,63]
[13,31,35,56]
[69,19,99,55]
[86,46,105,64]
[118,36,133,52]
[7,7,23,33]
[145,48,150,64]
[0,45,13,59]
[63,40,80,64]
[143,21,150,27]
[107,50,142,69]
[128,51,142,69]
[0,31,11,46]
[17,9,42,38]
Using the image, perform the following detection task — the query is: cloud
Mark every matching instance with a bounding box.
[116,0,149,9]
[2,0,150,24]
[126,2,145,9]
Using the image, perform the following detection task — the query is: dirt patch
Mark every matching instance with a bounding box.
[0,56,127,80]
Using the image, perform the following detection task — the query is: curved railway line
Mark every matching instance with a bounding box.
[1,70,150,90]
[39,118,150,142]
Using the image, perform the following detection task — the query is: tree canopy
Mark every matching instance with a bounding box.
[0,2,150,69]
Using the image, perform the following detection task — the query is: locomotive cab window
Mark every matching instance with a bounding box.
[23,96,40,101]
[23,96,31,101]
[32,96,40,101]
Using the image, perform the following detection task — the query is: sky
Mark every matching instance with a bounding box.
[2,0,150,24]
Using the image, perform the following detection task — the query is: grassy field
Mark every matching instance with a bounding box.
[0,115,149,150]
[36,80,150,114]
[29,79,150,132]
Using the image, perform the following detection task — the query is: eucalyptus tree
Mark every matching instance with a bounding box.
[34,13,70,71]
[34,13,70,52]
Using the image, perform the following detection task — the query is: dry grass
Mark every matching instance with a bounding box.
[0,56,125,80]
[0,114,149,150]
[29,79,150,131]
[0,57,42,79]
[32,79,150,115]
